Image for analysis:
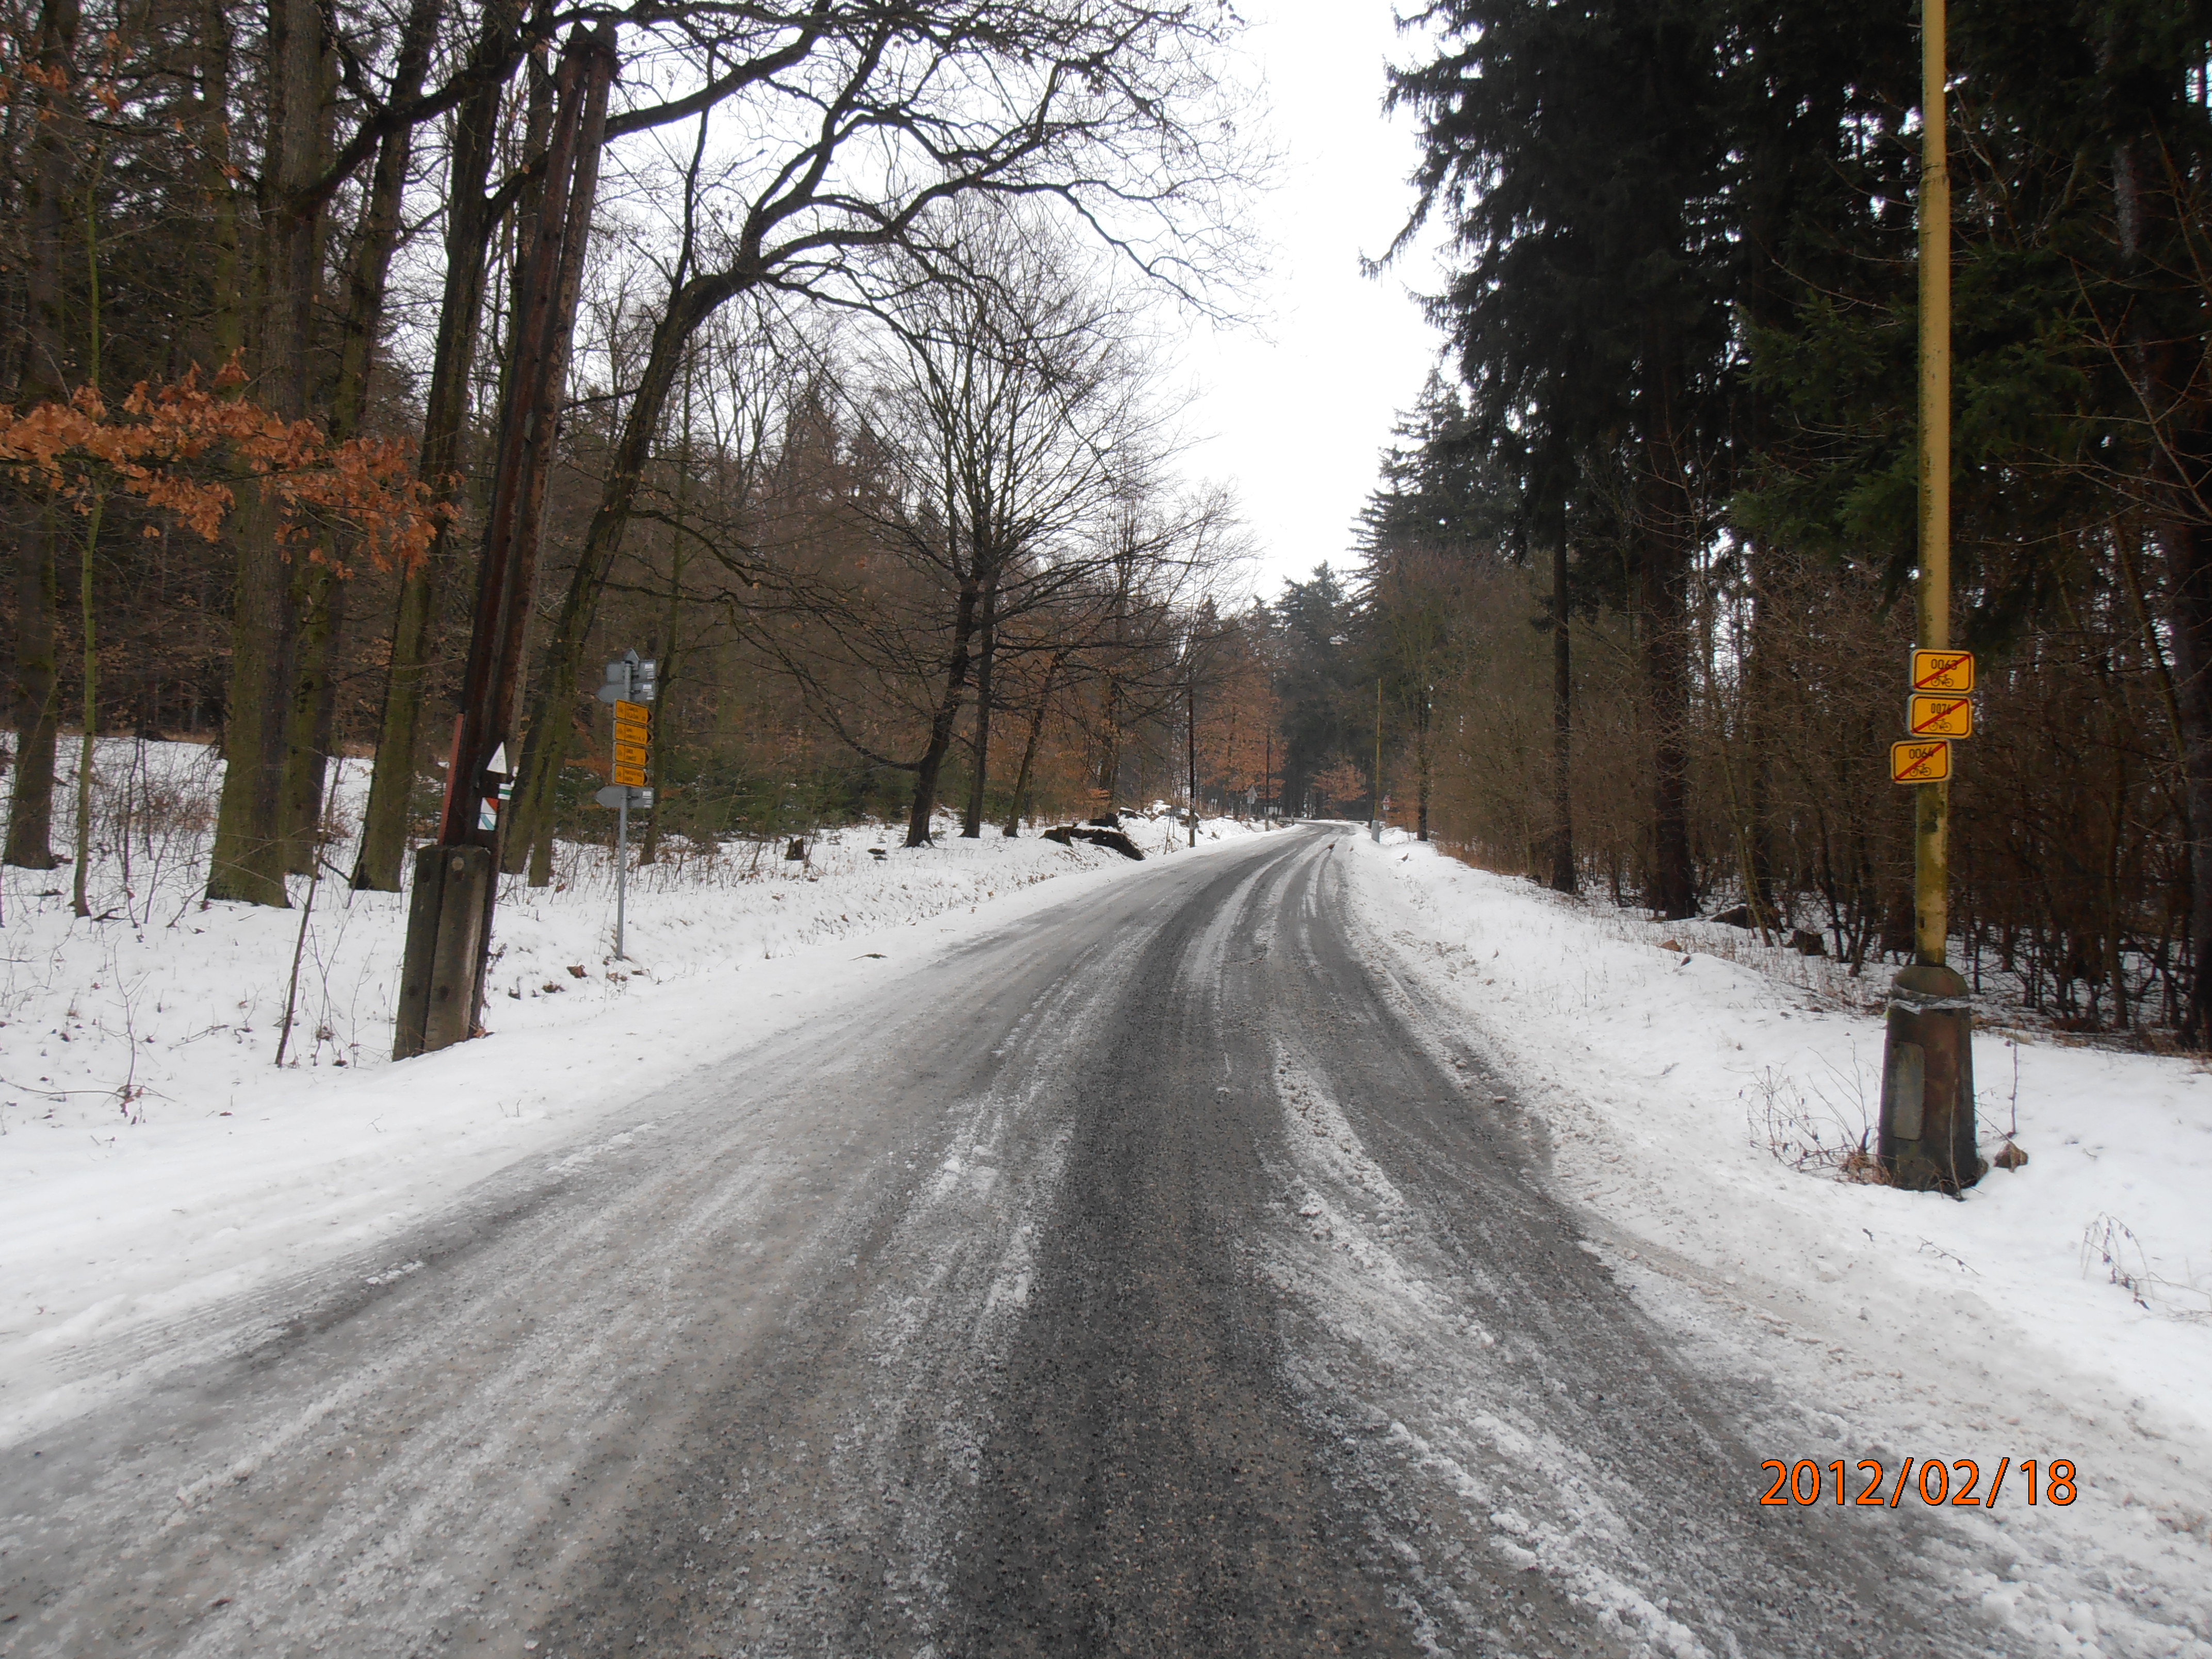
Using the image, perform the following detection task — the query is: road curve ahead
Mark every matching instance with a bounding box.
[2,827,2014,1658]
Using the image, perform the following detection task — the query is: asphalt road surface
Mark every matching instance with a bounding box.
[1,827,2021,1657]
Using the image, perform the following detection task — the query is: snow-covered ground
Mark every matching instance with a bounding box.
[12,747,2211,1653]
[0,738,1265,1442]
[1338,829,2212,1659]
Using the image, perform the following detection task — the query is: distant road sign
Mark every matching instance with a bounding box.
[1891,738,1953,783]
[613,698,649,730]
[1911,648,1974,693]
[1908,693,1974,738]
[595,785,651,809]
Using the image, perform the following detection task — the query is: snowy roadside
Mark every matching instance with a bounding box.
[0,737,1267,1444]
[1337,831,2212,1657]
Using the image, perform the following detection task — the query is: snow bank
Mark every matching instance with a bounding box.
[0,738,1265,1441]
[1340,832,2212,1427]
[1340,832,2212,1655]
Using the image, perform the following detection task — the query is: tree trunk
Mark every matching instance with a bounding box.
[279,0,440,874]
[961,577,998,837]
[505,269,743,881]
[2165,518,2212,1042]
[1743,545,1778,928]
[906,578,980,847]
[2117,139,2212,1041]
[1547,515,1576,891]
[641,369,693,866]
[4,0,82,872]
[198,0,242,367]
[278,563,344,873]
[1095,675,1123,810]
[206,0,327,906]
[441,25,612,893]
[1003,649,1066,835]
[7,507,64,870]
[1640,460,1696,920]
[1415,689,1432,843]
[638,612,676,868]
[351,5,514,890]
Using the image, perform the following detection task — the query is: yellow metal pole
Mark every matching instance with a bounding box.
[1914,0,1951,969]
[1879,0,1980,1191]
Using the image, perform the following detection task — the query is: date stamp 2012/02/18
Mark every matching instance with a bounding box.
[1761,1458,2076,1510]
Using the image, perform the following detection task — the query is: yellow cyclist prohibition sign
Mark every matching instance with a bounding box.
[1911,647,1974,694]
[1908,692,1974,739]
[1891,738,1953,784]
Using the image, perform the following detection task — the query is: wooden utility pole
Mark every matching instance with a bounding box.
[1879,0,1982,1191]
[395,24,616,1059]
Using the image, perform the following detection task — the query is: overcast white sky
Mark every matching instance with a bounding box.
[1174,0,1452,605]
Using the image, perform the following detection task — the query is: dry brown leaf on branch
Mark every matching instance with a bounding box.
[0,361,447,568]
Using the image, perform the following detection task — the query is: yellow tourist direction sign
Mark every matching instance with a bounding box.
[1908,692,1974,739]
[1891,738,1952,784]
[1911,647,1974,694]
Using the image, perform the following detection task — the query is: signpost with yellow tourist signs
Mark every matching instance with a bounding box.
[612,699,650,787]
[593,650,657,960]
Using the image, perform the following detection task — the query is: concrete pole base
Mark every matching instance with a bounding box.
[1878,963,1984,1193]
[394,844,493,1059]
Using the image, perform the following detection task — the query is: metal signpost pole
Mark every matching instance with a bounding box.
[594,648,655,964]
[614,788,629,961]
[1879,0,1982,1192]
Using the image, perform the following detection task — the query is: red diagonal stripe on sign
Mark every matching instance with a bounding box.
[1911,698,1966,735]
[1900,746,1944,779]
[1913,653,1969,690]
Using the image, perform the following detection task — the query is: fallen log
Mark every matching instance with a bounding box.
[1043,824,1145,860]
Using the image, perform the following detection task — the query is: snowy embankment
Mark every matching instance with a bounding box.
[1341,831,2212,1657]
[0,737,1263,1442]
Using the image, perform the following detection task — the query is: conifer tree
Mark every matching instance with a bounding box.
[1391,0,1730,917]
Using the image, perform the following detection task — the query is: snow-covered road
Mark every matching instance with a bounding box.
[0,827,2193,1656]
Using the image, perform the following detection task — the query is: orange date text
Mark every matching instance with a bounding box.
[1759,1457,2075,1510]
